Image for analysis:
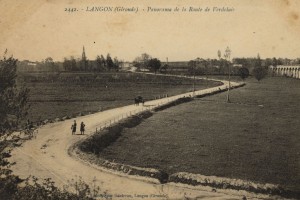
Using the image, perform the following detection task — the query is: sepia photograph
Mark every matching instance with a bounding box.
[0,0,299,199]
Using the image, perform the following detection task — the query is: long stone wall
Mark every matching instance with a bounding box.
[270,65,300,79]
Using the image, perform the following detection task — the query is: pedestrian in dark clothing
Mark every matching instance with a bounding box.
[80,122,85,135]
[71,120,77,135]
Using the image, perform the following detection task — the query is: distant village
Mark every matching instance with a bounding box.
[17,46,300,79]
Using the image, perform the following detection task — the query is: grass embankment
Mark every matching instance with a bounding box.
[95,77,299,195]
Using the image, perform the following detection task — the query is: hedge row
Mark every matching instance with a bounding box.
[153,97,193,112]
[78,111,153,155]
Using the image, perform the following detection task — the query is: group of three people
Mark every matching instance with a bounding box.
[71,120,85,135]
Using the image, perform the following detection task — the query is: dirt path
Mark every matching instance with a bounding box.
[9,76,267,199]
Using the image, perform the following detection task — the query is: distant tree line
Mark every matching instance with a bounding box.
[17,54,121,72]
[17,57,60,72]
[186,52,269,82]
[185,56,297,77]
[233,57,300,68]
[63,53,120,72]
[16,49,300,74]
[187,58,232,76]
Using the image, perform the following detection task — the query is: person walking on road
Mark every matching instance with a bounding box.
[80,122,85,135]
[71,120,77,135]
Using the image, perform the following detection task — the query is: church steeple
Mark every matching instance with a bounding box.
[81,46,87,71]
[82,46,86,61]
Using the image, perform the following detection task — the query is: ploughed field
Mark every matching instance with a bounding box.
[99,77,300,192]
[17,72,221,123]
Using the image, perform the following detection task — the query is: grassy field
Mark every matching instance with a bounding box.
[17,72,221,123]
[98,76,300,192]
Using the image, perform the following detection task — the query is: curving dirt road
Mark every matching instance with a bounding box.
[9,76,267,199]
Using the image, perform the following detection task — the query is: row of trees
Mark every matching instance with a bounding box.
[187,58,232,76]
[63,54,120,72]
[224,52,267,82]
[132,51,270,81]
[17,54,121,72]
[186,51,268,82]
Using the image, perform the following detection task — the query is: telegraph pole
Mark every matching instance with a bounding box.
[193,60,196,97]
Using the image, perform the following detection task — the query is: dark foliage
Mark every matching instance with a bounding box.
[238,67,250,80]
[252,66,268,81]
[148,58,161,73]
[0,54,29,135]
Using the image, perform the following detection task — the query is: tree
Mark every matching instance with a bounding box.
[95,55,101,72]
[45,57,54,66]
[140,53,151,66]
[201,59,209,78]
[70,56,77,71]
[272,57,278,67]
[0,53,29,135]
[133,53,152,70]
[238,67,249,81]
[256,53,262,68]
[252,66,268,82]
[148,58,161,73]
[264,58,273,68]
[106,54,114,71]
[95,55,106,72]
[252,54,268,82]
[63,57,78,71]
[44,57,59,71]
[217,50,221,60]
[100,55,106,70]
[187,60,205,75]
[113,57,120,71]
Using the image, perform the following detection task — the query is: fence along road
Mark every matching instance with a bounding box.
[9,75,252,200]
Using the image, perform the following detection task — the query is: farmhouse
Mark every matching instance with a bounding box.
[119,61,133,71]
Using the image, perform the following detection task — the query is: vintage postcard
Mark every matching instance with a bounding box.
[0,0,299,199]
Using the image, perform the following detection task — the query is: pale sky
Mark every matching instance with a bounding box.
[1,0,300,62]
